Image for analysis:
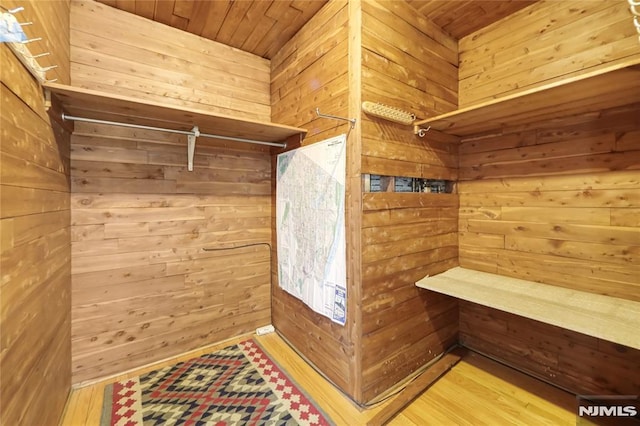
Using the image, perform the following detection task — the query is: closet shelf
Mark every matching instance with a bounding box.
[416,267,640,350]
[43,82,307,144]
[414,61,640,138]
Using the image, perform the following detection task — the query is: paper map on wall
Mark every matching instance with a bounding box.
[276,134,347,325]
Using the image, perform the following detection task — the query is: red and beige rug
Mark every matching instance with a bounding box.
[101,339,333,425]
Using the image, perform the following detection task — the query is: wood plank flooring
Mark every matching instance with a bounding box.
[61,332,578,425]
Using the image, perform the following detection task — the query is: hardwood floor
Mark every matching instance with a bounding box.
[61,332,578,425]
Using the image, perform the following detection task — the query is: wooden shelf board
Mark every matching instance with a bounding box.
[416,267,640,350]
[43,83,307,143]
[414,62,640,137]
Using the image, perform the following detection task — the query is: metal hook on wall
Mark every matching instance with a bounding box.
[315,108,356,129]
[414,125,431,137]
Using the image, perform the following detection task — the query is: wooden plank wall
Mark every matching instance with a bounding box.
[461,301,640,397]
[458,104,640,395]
[458,0,640,397]
[70,0,271,121]
[270,0,359,400]
[70,123,273,383]
[67,0,276,384]
[0,1,72,425]
[271,1,350,145]
[458,1,640,304]
[359,0,460,402]
[459,0,640,106]
[458,112,640,300]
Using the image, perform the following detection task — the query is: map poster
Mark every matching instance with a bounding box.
[275,134,347,326]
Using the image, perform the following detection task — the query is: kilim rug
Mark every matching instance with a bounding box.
[100,339,334,426]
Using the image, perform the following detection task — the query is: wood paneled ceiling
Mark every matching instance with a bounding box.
[96,0,538,59]
[408,0,538,39]
[96,0,329,59]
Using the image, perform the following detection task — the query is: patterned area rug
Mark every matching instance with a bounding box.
[101,339,333,425]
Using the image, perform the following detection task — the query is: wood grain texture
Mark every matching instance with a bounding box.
[45,82,306,143]
[70,0,272,120]
[359,0,460,403]
[414,64,640,137]
[0,2,71,425]
[347,0,365,403]
[367,347,466,426]
[458,104,640,302]
[460,302,640,398]
[60,332,578,426]
[69,122,274,384]
[407,0,537,39]
[269,0,359,401]
[95,0,535,58]
[271,0,351,144]
[450,3,640,402]
[458,0,640,106]
[456,104,640,400]
[24,0,637,416]
[95,0,328,59]
[271,0,462,404]
[417,267,640,349]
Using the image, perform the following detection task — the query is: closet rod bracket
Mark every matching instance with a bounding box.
[414,125,431,137]
[187,126,199,172]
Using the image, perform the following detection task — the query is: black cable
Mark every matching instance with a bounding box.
[202,242,272,254]
[202,242,272,265]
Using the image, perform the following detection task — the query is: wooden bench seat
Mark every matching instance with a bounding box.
[416,267,640,350]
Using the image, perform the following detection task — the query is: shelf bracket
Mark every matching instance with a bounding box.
[187,125,199,172]
[43,87,52,110]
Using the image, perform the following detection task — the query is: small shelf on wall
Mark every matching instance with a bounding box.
[413,61,640,138]
[363,174,455,193]
[42,82,307,145]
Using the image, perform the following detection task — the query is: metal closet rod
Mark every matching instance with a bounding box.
[61,113,288,148]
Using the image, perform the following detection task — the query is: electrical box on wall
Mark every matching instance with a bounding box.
[363,174,455,193]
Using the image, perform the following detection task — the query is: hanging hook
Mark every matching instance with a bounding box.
[21,37,42,44]
[414,125,431,137]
